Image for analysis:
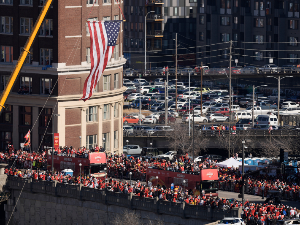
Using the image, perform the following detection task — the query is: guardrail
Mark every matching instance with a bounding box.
[124,129,300,137]
[6,176,241,221]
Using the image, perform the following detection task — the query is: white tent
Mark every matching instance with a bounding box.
[216,158,243,168]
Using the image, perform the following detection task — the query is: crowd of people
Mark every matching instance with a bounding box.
[2,146,300,223]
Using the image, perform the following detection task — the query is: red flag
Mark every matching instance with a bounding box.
[24,130,30,147]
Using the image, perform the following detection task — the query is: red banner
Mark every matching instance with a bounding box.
[54,133,59,150]
[89,152,106,164]
[200,169,218,181]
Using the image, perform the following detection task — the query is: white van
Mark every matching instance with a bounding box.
[256,114,278,126]
[281,101,299,108]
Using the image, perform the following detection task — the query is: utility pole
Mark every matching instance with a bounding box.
[201,62,203,116]
[165,80,168,126]
[192,109,195,160]
[252,85,255,127]
[228,40,232,158]
[277,76,280,125]
[188,72,191,137]
[175,33,178,111]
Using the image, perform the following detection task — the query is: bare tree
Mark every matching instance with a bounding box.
[259,137,280,157]
[193,131,209,156]
[111,210,141,225]
[167,123,192,153]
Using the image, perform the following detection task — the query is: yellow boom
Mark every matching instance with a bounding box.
[0,0,53,113]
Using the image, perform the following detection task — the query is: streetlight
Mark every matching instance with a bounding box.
[241,140,247,208]
[104,167,107,188]
[129,171,132,186]
[267,75,293,125]
[145,10,155,75]
[79,163,82,183]
[79,136,81,148]
[252,85,267,127]
[156,176,158,187]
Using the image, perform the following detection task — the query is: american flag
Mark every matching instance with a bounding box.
[81,20,121,101]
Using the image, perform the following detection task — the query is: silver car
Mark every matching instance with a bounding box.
[206,113,229,122]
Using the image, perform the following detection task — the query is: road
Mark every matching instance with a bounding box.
[218,190,300,208]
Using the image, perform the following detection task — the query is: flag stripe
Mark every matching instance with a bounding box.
[81,20,121,101]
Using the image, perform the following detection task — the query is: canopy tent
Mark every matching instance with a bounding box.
[216,158,243,168]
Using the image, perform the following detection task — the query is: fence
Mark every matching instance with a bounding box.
[6,176,241,222]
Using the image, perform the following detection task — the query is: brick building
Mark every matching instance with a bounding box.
[0,0,125,154]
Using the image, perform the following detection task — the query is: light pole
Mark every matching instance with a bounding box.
[267,75,293,126]
[241,140,245,208]
[188,72,191,137]
[129,171,132,186]
[252,85,267,127]
[156,176,158,187]
[79,163,82,183]
[79,136,81,148]
[145,10,155,75]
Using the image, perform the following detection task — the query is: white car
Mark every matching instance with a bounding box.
[182,114,208,123]
[218,218,245,225]
[155,151,177,160]
[128,113,145,119]
[123,145,142,155]
[142,115,157,124]
[193,106,208,114]
[127,93,142,101]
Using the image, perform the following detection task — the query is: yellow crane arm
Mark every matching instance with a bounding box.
[0,0,53,113]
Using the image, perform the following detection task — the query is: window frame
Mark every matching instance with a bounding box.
[103,104,110,120]
[114,73,119,89]
[102,133,109,151]
[114,102,119,118]
[103,75,111,91]
[0,16,13,34]
[0,46,13,63]
[86,106,98,122]
[40,78,52,95]
[20,17,33,35]
[40,48,53,65]
[86,134,97,150]
[20,0,33,5]
[0,0,13,5]
[114,130,118,149]
[40,19,53,36]
[87,0,98,5]
[20,76,32,94]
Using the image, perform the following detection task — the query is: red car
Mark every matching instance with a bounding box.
[158,114,176,124]
[214,107,230,115]
[123,116,139,124]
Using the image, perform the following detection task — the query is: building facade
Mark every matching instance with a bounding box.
[124,0,300,69]
[123,0,197,70]
[0,0,125,154]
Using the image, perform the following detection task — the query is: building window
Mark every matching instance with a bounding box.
[130,23,133,31]
[254,52,263,61]
[87,0,98,5]
[114,73,119,89]
[221,16,230,25]
[139,39,143,48]
[103,75,110,91]
[0,75,9,91]
[19,106,32,126]
[86,47,90,63]
[234,33,238,41]
[20,0,32,5]
[221,33,230,42]
[19,77,32,94]
[40,78,52,95]
[255,18,264,27]
[103,0,111,3]
[221,49,229,59]
[0,0,13,5]
[0,46,13,63]
[289,20,298,29]
[164,7,168,16]
[235,0,238,7]
[221,0,225,8]
[86,106,97,122]
[130,6,133,14]
[130,38,134,47]
[289,37,298,46]
[86,18,97,35]
[114,102,118,118]
[0,104,12,124]
[199,32,204,41]
[86,135,97,150]
[103,16,110,21]
[289,54,298,63]
[102,133,109,151]
[39,108,52,127]
[20,18,33,35]
[103,104,110,120]
[114,44,119,60]
[254,35,264,44]
[40,48,53,65]
[174,7,178,16]
[226,0,231,9]
[199,15,204,24]
[0,16,13,34]
[40,19,53,36]
[234,16,238,24]
[114,130,118,149]
[260,2,264,10]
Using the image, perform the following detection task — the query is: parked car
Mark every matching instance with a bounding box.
[206,113,229,122]
[158,114,176,124]
[155,151,177,160]
[217,217,245,225]
[133,125,156,135]
[123,125,134,134]
[123,116,139,124]
[123,145,142,155]
[142,115,157,124]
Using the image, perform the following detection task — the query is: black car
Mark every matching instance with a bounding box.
[236,119,253,124]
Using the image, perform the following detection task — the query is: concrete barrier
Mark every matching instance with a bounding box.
[5,176,241,222]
